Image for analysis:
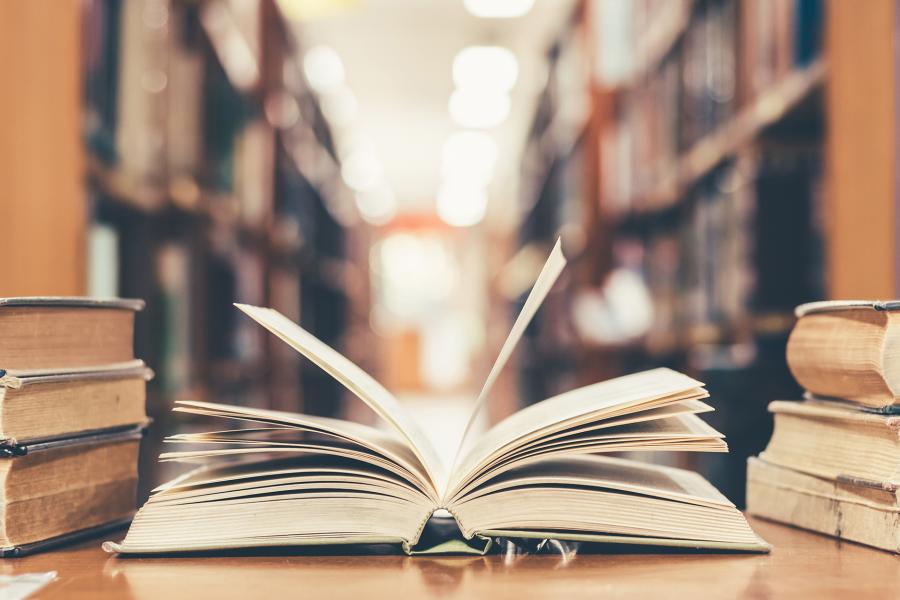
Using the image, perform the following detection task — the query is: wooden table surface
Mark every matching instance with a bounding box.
[3,517,899,599]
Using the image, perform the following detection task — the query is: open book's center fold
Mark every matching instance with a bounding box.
[235,238,568,502]
[452,238,567,481]
[234,304,446,498]
[104,237,770,556]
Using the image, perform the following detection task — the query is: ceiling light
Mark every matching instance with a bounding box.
[436,183,488,227]
[278,0,357,21]
[303,45,345,93]
[463,0,534,18]
[340,150,382,191]
[442,131,497,186]
[448,89,510,128]
[335,131,375,160]
[452,46,519,92]
[355,186,397,225]
[321,86,358,127]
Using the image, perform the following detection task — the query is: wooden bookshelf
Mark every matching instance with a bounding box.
[613,58,826,223]
[625,0,695,88]
[508,0,900,508]
[0,0,87,297]
[825,0,897,298]
[74,0,368,495]
[513,0,836,504]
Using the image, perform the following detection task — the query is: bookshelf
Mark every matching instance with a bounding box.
[826,0,897,299]
[612,58,825,221]
[79,0,368,494]
[511,0,897,504]
[0,1,87,297]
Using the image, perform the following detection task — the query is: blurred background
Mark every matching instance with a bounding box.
[0,0,896,506]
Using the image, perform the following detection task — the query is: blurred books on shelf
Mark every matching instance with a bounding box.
[81,0,368,498]
[82,0,363,416]
[0,298,149,556]
[747,301,900,553]
[512,0,827,502]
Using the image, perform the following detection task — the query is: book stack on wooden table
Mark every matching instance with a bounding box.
[747,300,900,552]
[0,298,150,556]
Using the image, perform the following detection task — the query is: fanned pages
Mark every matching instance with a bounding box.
[448,368,715,500]
[455,238,567,465]
[234,304,445,492]
[106,240,768,555]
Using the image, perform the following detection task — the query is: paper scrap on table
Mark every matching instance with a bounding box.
[0,571,57,600]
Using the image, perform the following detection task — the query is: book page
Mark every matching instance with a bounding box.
[448,456,768,551]
[106,453,433,554]
[168,400,437,500]
[452,238,567,477]
[457,454,736,508]
[451,413,727,498]
[235,304,445,491]
[448,368,707,499]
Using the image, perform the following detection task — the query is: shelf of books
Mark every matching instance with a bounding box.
[512,0,829,503]
[82,0,368,496]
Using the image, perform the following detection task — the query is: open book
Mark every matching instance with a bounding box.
[105,240,768,554]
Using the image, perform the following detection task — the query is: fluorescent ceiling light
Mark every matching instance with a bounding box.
[335,131,375,159]
[303,45,345,93]
[449,89,510,128]
[355,186,397,225]
[340,150,382,191]
[463,0,535,18]
[278,0,357,21]
[453,46,519,92]
[436,183,488,227]
[321,86,358,127]
[442,131,497,187]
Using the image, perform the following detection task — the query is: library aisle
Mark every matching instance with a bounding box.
[2,1,900,593]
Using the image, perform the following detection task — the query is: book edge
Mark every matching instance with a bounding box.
[0,360,153,388]
[0,297,145,311]
[795,299,900,317]
[0,423,147,455]
[2,517,133,557]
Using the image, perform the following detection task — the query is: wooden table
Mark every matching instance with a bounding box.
[3,518,899,599]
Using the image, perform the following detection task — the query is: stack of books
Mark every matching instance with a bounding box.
[0,298,150,556]
[747,300,900,552]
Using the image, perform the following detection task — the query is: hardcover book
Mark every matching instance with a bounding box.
[0,361,151,444]
[747,457,900,553]
[0,297,144,372]
[760,400,900,484]
[106,241,767,555]
[1,428,142,556]
[787,300,900,409]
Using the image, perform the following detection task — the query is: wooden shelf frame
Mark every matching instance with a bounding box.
[610,58,827,225]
